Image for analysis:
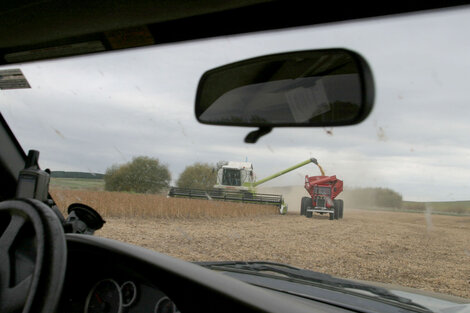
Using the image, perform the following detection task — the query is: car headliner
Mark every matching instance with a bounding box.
[1,0,469,66]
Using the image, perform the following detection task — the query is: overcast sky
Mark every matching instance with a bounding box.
[1,6,470,201]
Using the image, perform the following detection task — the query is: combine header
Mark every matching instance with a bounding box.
[168,158,319,214]
[300,160,344,220]
[167,187,283,206]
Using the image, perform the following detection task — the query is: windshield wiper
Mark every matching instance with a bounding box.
[197,261,432,313]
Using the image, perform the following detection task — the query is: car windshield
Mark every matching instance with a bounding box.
[1,6,470,302]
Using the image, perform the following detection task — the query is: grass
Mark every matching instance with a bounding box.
[402,200,470,215]
[348,203,470,216]
[50,189,278,219]
[50,178,105,190]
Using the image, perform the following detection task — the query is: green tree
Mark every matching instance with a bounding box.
[177,162,217,189]
[216,160,228,170]
[104,156,171,193]
[375,187,402,208]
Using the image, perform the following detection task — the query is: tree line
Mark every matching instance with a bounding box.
[104,156,220,193]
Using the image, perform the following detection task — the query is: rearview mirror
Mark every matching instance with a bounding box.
[195,49,374,142]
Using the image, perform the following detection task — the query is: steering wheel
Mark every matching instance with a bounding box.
[0,199,66,313]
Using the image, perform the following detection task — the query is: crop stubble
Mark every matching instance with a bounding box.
[52,189,470,298]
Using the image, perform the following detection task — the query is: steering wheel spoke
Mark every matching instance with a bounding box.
[2,275,32,313]
[0,214,26,251]
[0,199,66,313]
[0,214,28,311]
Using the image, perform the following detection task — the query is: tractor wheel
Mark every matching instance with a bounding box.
[332,200,339,220]
[300,197,310,216]
[306,211,313,218]
[329,211,334,220]
[338,199,344,219]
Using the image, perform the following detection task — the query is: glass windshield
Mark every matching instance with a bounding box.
[222,169,242,186]
[1,6,470,301]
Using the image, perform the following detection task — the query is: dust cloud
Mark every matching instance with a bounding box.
[259,185,309,213]
[258,185,369,213]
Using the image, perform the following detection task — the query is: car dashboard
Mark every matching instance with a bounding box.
[59,240,180,313]
[58,234,355,313]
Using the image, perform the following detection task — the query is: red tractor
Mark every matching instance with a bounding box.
[300,160,344,220]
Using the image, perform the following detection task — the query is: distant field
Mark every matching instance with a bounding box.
[402,200,470,215]
[50,178,105,190]
[330,201,470,216]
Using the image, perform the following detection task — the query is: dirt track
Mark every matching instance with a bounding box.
[98,209,470,298]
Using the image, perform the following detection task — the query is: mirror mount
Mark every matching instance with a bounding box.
[244,127,272,144]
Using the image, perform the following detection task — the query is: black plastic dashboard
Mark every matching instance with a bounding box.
[60,234,321,313]
[60,234,359,313]
[60,247,179,313]
[60,234,424,313]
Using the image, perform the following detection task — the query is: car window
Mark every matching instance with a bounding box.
[1,6,470,300]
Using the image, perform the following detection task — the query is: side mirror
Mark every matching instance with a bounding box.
[195,49,374,143]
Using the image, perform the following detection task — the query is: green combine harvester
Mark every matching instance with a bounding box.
[168,158,320,214]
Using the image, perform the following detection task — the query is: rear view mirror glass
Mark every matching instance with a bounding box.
[195,49,374,128]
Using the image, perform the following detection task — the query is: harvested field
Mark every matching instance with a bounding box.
[97,210,470,299]
[51,189,470,298]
